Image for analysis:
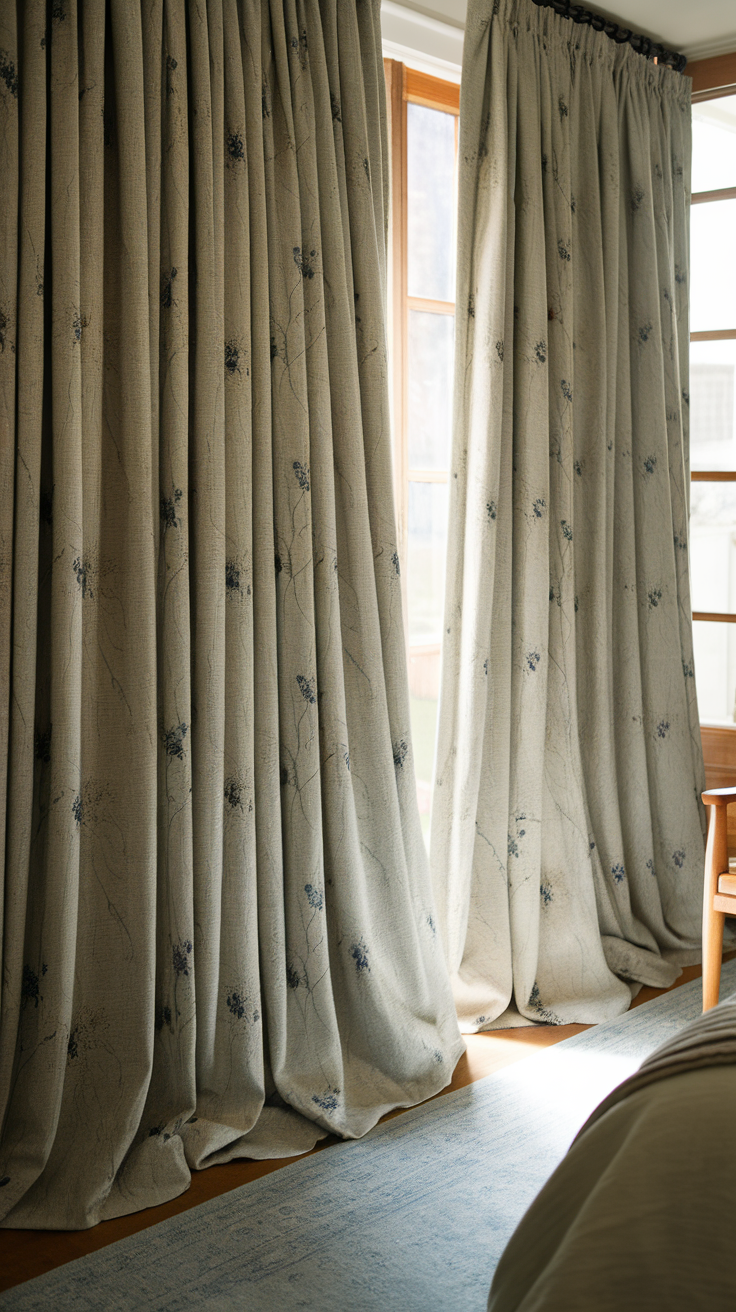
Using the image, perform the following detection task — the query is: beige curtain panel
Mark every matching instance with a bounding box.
[0,0,462,1229]
[432,0,706,1030]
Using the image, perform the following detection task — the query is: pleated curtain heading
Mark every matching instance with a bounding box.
[0,0,462,1230]
[432,0,706,1030]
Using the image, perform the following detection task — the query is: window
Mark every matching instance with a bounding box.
[689,82,736,726]
[384,61,459,842]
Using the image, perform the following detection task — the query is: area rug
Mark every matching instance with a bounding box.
[5,960,734,1311]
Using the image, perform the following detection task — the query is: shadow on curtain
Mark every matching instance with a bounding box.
[432,0,707,1031]
[0,0,462,1229]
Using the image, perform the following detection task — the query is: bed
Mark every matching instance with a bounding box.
[488,995,736,1311]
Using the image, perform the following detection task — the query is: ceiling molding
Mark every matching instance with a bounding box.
[683,35,736,63]
[381,0,464,79]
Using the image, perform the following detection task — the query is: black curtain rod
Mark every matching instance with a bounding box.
[531,0,687,73]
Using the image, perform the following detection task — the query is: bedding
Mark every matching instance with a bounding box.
[488,995,736,1311]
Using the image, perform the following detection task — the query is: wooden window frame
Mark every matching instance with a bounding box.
[384,60,459,648]
[687,56,736,623]
[688,52,736,785]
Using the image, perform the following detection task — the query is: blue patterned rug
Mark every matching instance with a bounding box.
[5,961,734,1311]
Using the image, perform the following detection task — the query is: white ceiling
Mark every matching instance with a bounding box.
[384,0,736,61]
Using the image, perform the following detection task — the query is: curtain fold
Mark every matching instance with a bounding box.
[0,0,463,1230]
[432,0,706,1031]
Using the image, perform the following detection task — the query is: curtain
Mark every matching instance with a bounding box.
[431,0,706,1031]
[0,0,463,1230]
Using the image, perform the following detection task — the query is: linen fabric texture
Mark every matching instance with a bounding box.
[431,0,706,1031]
[0,0,462,1229]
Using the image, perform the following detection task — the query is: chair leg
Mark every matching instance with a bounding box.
[703,905,725,1011]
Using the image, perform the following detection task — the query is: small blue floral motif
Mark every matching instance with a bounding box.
[638,323,653,344]
[540,881,553,907]
[163,722,188,759]
[508,834,519,859]
[391,551,400,576]
[426,915,436,934]
[293,247,316,279]
[286,963,300,990]
[590,839,596,849]
[21,964,41,1009]
[226,131,244,163]
[561,520,572,541]
[630,186,645,213]
[476,1016,487,1026]
[393,739,408,769]
[483,658,489,676]
[172,940,193,976]
[532,498,546,518]
[611,863,626,884]
[646,858,656,877]
[672,849,686,869]
[296,674,316,704]
[160,488,183,529]
[534,341,546,364]
[312,1087,340,1114]
[155,1003,172,1030]
[72,557,92,598]
[224,777,243,809]
[643,455,657,475]
[224,340,245,376]
[557,240,571,262]
[647,588,662,609]
[682,389,689,406]
[656,720,670,739]
[305,884,323,910]
[495,340,504,362]
[350,940,370,972]
[526,651,541,672]
[528,982,560,1024]
[226,991,256,1021]
[433,1050,443,1063]
[682,660,694,679]
[293,460,310,490]
[487,501,497,521]
[72,793,83,825]
[225,560,241,593]
[560,380,572,402]
[573,460,582,477]
[673,533,687,553]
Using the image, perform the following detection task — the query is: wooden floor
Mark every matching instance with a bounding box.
[0,960,716,1295]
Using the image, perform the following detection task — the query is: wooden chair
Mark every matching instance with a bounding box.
[702,786,736,1010]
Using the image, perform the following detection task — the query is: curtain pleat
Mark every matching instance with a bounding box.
[432,0,705,1032]
[0,0,462,1230]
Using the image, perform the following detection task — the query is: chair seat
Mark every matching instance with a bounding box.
[717,873,736,897]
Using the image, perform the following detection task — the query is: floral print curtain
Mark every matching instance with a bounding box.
[0,0,462,1229]
[431,0,706,1031]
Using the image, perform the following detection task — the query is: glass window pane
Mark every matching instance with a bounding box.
[693,621,736,725]
[407,103,457,301]
[692,95,736,193]
[408,310,454,470]
[690,200,736,332]
[689,339,736,471]
[408,480,449,645]
[690,483,736,614]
